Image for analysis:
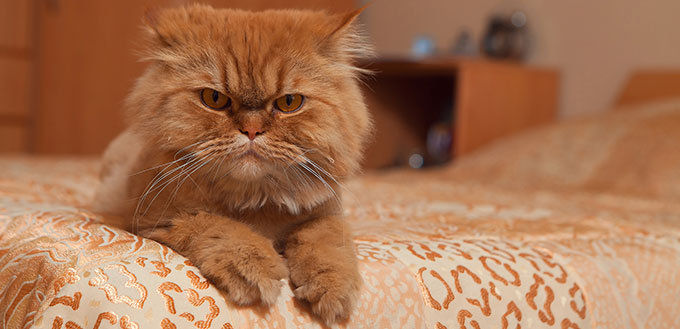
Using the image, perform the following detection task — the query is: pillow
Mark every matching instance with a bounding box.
[447,97,680,201]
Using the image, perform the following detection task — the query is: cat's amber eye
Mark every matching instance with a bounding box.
[200,88,232,110]
[274,94,305,113]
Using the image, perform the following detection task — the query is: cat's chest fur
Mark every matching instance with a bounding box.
[128,152,323,242]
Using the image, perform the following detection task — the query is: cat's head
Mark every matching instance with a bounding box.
[126,4,373,212]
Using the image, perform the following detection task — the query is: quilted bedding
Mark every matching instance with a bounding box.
[2,99,680,328]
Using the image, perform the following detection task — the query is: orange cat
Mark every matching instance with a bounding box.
[93,4,372,324]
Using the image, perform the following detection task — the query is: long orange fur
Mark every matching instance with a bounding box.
[93,4,372,324]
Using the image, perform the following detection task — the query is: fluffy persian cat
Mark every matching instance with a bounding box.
[93,4,372,324]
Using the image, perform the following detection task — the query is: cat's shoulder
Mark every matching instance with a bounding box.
[100,129,146,179]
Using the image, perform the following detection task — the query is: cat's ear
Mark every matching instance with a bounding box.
[137,6,187,63]
[320,6,374,64]
[328,6,365,39]
[141,7,173,49]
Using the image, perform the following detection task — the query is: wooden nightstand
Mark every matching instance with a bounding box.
[361,58,559,169]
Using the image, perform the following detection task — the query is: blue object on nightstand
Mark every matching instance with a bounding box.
[411,36,435,58]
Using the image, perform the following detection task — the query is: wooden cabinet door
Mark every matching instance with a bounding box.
[0,0,32,153]
[34,0,355,154]
[35,1,162,154]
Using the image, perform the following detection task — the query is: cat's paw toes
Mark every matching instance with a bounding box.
[293,271,361,324]
[234,247,289,305]
[223,246,288,305]
[218,273,261,305]
[253,274,286,306]
[210,262,287,306]
[200,245,288,306]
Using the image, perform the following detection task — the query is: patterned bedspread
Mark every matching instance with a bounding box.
[2,100,680,329]
[1,157,679,329]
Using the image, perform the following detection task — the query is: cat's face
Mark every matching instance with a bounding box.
[126,5,372,209]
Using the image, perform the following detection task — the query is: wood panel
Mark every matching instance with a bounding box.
[34,0,357,155]
[0,0,32,153]
[616,71,680,107]
[0,124,28,153]
[35,1,162,154]
[0,0,32,50]
[0,57,31,117]
[455,60,559,156]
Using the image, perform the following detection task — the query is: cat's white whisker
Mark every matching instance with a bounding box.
[301,154,360,206]
[291,166,315,191]
[301,156,340,184]
[137,147,211,193]
[131,139,210,177]
[129,153,191,177]
[211,154,228,181]
[149,152,217,235]
[138,154,199,203]
[295,160,342,208]
[134,150,213,231]
[281,149,345,208]
[138,152,213,225]
[174,140,208,158]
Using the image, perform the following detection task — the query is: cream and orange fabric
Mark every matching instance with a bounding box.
[448,98,680,202]
[2,99,680,328]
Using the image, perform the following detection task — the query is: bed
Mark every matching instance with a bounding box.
[2,93,680,328]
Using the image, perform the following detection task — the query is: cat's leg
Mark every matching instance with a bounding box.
[284,216,361,324]
[143,211,288,306]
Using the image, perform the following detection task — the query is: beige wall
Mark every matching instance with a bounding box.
[360,0,680,117]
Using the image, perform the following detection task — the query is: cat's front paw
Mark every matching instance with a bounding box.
[194,240,289,306]
[141,213,288,306]
[290,265,361,324]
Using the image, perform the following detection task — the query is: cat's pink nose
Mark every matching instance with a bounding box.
[239,126,265,140]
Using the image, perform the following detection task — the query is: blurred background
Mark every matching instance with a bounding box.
[1,0,679,169]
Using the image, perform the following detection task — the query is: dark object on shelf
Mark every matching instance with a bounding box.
[451,30,477,57]
[481,11,529,60]
[427,122,453,165]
